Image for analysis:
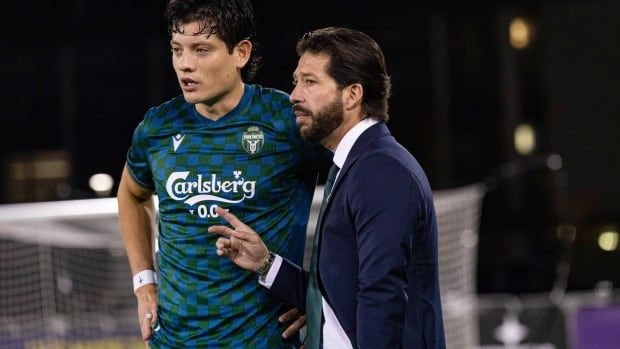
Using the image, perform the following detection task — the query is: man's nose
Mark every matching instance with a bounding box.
[290,84,302,104]
[176,52,195,71]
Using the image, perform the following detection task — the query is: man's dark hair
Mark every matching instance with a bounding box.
[296,27,391,122]
[166,0,261,82]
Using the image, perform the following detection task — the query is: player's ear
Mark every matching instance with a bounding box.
[235,39,252,69]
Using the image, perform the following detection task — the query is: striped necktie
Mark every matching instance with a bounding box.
[305,164,339,349]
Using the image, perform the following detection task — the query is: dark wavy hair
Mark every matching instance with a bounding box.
[166,0,261,82]
[296,27,391,122]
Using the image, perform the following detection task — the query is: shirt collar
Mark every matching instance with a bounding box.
[332,118,379,168]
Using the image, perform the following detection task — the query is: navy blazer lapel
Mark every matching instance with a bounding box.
[328,123,391,199]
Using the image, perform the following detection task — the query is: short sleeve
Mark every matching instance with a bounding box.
[126,118,154,190]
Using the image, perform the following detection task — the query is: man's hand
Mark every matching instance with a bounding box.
[135,284,158,348]
[279,307,307,339]
[208,207,270,272]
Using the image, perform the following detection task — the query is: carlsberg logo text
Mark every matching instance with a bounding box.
[166,171,256,206]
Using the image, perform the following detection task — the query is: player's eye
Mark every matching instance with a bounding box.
[195,47,210,54]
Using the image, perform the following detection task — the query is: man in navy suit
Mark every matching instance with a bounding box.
[209,27,446,349]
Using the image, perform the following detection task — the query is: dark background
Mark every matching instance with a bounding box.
[1,0,618,295]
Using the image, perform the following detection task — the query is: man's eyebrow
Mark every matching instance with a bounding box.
[169,39,213,47]
[295,72,317,79]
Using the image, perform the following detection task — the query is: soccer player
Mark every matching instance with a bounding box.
[117,0,324,347]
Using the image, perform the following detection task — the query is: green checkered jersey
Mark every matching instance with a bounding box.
[126,84,322,348]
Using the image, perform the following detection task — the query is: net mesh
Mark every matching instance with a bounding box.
[0,199,141,349]
[0,184,485,348]
[434,183,486,349]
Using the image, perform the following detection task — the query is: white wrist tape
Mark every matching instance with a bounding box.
[133,269,157,293]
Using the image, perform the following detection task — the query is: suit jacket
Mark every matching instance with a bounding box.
[270,123,446,349]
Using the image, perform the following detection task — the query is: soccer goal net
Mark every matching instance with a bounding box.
[0,198,142,349]
[434,183,486,349]
[0,182,485,349]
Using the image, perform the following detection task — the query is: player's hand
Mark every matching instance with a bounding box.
[135,284,158,348]
[279,307,306,339]
[208,207,270,272]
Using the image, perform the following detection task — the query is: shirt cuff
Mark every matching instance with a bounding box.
[258,254,283,289]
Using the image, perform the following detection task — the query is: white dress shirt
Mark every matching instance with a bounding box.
[260,118,378,348]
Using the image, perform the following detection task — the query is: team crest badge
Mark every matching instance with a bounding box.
[241,126,264,155]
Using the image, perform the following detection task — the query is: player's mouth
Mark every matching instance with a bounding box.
[180,77,199,91]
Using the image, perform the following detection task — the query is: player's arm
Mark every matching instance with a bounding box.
[117,164,158,344]
[118,164,156,276]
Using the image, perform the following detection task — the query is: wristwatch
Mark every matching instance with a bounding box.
[256,251,275,276]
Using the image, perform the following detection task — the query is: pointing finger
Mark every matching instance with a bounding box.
[213,206,249,230]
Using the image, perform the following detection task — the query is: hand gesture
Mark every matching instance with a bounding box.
[208,206,270,272]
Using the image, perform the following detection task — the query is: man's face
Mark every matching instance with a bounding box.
[290,52,344,143]
[170,21,241,105]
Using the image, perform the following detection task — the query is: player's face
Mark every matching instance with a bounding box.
[170,21,247,107]
[290,52,344,143]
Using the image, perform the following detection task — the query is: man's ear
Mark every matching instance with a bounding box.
[343,83,363,110]
[235,39,252,69]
